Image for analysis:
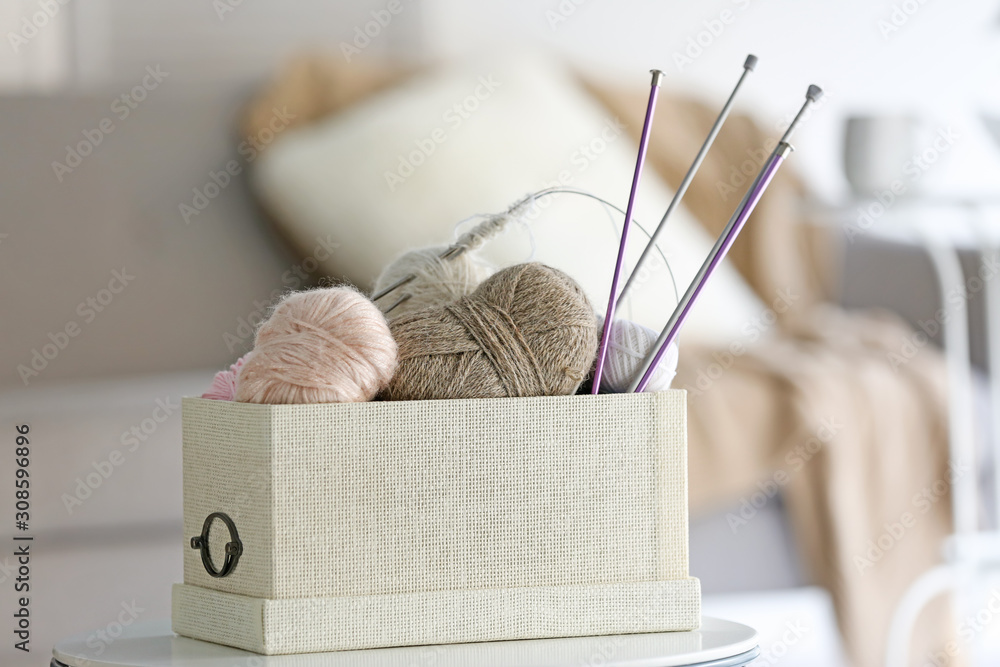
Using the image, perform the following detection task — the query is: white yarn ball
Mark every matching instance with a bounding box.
[373,246,493,319]
[597,316,679,393]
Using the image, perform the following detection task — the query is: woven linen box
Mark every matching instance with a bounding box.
[172,391,700,654]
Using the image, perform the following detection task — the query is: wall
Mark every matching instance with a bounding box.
[415,0,1000,201]
[2,0,998,388]
[6,0,997,196]
[0,0,403,388]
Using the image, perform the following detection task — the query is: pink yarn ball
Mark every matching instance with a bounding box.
[202,355,248,401]
[235,287,398,404]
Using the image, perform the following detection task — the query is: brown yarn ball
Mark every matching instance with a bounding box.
[235,287,397,404]
[382,263,598,401]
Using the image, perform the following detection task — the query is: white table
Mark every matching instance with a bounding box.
[51,617,759,667]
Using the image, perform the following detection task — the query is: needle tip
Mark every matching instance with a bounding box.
[650,69,665,87]
[806,84,824,103]
[743,54,758,71]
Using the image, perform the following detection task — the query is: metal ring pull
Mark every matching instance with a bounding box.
[190,512,243,578]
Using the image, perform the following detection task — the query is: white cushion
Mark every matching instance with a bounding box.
[253,56,765,345]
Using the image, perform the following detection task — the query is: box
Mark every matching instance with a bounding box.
[171,391,699,654]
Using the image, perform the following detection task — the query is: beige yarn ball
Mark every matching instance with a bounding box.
[235,287,398,404]
[382,263,598,401]
[373,246,493,319]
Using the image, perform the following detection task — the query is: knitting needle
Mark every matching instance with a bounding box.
[616,54,758,308]
[629,143,791,392]
[780,84,824,144]
[591,69,665,394]
[371,274,418,301]
[370,246,465,301]
[383,293,412,314]
[628,84,823,393]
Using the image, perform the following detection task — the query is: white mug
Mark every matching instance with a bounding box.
[843,115,922,197]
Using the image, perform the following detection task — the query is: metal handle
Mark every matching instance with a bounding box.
[190,511,243,578]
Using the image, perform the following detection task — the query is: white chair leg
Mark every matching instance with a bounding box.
[919,236,977,536]
[883,228,977,667]
[885,564,957,667]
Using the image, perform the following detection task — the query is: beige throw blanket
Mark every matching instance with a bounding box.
[585,79,956,667]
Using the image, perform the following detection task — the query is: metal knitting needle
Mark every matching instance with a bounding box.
[630,143,792,392]
[616,54,758,308]
[371,274,418,301]
[629,84,823,393]
[370,246,465,301]
[383,293,412,314]
[591,68,665,394]
[780,84,823,144]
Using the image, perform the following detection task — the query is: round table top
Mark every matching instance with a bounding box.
[52,617,758,667]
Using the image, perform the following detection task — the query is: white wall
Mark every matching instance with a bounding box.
[0,0,71,89]
[5,0,997,199]
[0,0,410,88]
[78,0,405,84]
[415,0,1000,201]
[2,0,998,387]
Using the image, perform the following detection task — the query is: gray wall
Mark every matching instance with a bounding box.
[0,88,298,388]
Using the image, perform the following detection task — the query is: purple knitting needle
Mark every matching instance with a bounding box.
[592,69,664,394]
[629,144,790,392]
[628,84,823,393]
[616,54,758,309]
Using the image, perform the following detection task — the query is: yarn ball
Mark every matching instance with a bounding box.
[383,262,598,401]
[201,354,249,401]
[596,316,678,393]
[373,246,493,319]
[235,287,398,404]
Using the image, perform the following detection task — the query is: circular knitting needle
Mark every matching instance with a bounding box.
[616,54,758,308]
[591,69,665,394]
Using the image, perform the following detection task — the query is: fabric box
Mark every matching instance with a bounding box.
[171,391,700,654]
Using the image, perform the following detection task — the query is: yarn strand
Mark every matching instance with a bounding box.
[375,188,679,312]
[448,187,679,306]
